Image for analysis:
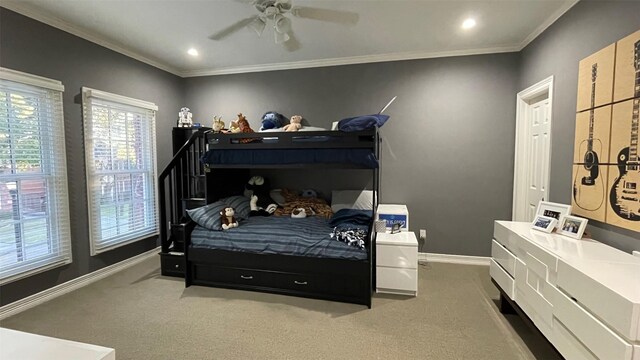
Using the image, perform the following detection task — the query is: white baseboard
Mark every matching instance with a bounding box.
[633,251,640,258]
[0,247,160,320]
[418,252,490,266]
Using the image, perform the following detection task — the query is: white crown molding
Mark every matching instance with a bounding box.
[418,252,490,266]
[0,1,183,77]
[518,0,580,51]
[0,247,160,320]
[2,0,576,78]
[181,46,520,77]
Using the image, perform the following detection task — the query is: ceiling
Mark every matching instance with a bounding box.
[2,0,578,77]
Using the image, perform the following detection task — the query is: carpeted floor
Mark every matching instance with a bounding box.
[1,257,561,360]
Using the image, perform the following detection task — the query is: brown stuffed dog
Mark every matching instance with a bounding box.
[220,207,238,230]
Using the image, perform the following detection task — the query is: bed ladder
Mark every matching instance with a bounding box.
[158,128,210,256]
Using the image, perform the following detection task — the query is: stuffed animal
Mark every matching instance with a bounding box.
[291,208,307,218]
[220,207,239,230]
[260,111,286,131]
[283,115,303,132]
[177,107,194,128]
[235,114,260,143]
[212,116,225,133]
[301,189,317,198]
[245,176,278,216]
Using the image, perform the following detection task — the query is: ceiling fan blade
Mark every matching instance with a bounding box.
[291,7,359,25]
[208,15,259,40]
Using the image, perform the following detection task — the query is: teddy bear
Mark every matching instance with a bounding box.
[283,115,303,132]
[220,207,239,230]
[212,116,225,133]
[225,114,243,134]
[244,176,278,216]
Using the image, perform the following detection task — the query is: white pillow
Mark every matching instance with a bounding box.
[331,190,373,212]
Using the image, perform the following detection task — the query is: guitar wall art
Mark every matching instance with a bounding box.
[572,29,640,232]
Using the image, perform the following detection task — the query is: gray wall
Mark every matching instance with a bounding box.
[0,8,184,306]
[519,0,640,253]
[185,54,520,256]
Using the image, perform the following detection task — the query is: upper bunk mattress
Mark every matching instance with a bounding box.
[190,216,368,260]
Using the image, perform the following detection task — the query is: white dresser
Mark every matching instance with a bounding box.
[376,231,418,296]
[491,221,640,360]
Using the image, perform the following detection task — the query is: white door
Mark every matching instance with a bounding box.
[513,77,554,222]
[525,98,551,221]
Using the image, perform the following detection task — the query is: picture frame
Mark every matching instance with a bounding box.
[536,201,572,228]
[558,215,588,239]
[531,215,558,233]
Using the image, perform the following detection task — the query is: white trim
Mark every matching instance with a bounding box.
[418,252,490,266]
[0,1,182,77]
[0,67,64,92]
[2,0,576,77]
[633,251,640,258]
[512,76,554,221]
[0,247,160,320]
[181,46,519,77]
[517,0,580,50]
[82,87,158,111]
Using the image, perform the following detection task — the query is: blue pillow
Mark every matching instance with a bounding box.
[338,114,390,132]
[187,201,228,231]
[329,209,373,227]
[187,196,250,231]
[220,195,251,219]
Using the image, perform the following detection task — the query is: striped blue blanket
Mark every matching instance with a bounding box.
[190,216,368,260]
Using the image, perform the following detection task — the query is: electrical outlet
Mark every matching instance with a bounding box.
[419,229,426,240]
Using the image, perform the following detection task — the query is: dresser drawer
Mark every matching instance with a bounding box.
[376,267,417,294]
[554,288,633,360]
[557,259,640,342]
[515,258,553,338]
[519,237,558,285]
[491,239,516,277]
[493,221,526,258]
[490,259,514,300]
[376,244,417,269]
[160,253,185,277]
[552,317,598,360]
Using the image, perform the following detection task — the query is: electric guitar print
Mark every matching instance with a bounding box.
[610,39,640,221]
[574,63,605,211]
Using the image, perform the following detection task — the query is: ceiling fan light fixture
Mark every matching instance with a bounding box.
[274,28,290,44]
[248,17,267,36]
[274,15,291,33]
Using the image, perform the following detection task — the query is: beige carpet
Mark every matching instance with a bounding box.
[1,257,560,360]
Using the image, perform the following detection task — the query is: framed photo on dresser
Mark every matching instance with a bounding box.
[536,201,572,228]
[558,215,589,239]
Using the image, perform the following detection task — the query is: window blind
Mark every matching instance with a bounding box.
[0,68,72,284]
[82,88,158,255]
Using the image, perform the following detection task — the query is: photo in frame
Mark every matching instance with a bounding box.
[531,215,558,233]
[558,215,589,239]
[536,201,572,228]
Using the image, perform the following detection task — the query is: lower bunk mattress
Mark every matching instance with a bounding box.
[190,216,368,260]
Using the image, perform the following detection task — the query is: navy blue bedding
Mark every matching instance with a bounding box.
[190,216,368,260]
[201,148,378,168]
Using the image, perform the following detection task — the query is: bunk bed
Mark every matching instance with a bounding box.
[161,129,380,308]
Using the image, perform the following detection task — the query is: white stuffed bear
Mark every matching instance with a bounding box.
[283,115,303,132]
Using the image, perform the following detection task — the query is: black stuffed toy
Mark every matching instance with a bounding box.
[244,176,278,216]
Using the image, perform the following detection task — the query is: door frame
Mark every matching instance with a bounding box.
[512,76,554,221]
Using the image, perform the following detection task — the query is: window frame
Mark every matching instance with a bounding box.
[0,67,72,285]
[82,87,159,256]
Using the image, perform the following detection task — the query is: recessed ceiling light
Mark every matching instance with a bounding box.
[462,18,476,30]
[187,48,198,56]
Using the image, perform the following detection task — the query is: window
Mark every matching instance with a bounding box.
[0,68,71,284]
[82,88,158,255]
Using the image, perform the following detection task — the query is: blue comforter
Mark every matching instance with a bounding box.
[190,216,368,260]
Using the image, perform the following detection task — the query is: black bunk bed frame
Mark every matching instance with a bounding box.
[159,129,380,308]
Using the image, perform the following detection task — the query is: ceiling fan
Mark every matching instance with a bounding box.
[209,0,359,49]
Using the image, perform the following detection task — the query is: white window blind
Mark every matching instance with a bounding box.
[82,88,158,255]
[0,67,71,284]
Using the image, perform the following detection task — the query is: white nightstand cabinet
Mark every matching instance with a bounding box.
[376,231,418,296]
[491,221,640,360]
